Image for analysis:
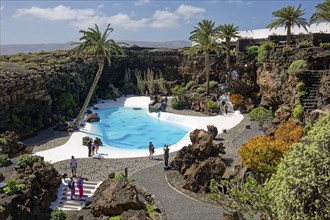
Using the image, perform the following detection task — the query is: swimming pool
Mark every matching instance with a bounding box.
[91,106,190,149]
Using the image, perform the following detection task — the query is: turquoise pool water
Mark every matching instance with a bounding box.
[91,107,190,149]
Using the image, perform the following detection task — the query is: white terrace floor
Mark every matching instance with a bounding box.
[36,96,243,163]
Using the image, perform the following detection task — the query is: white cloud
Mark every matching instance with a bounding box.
[14,5,95,21]
[0,6,4,11]
[176,4,205,21]
[70,13,148,30]
[13,4,205,30]
[134,0,150,6]
[150,10,179,28]
[228,0,252,5]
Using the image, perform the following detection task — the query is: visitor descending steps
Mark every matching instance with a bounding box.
[51,177,102,211]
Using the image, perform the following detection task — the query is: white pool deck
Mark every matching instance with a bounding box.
[36,96,243,163]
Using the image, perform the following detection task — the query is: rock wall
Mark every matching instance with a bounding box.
[0,47,188,137]
[1,45,329,137]
[0,53,97,138]
[256,47,330,111]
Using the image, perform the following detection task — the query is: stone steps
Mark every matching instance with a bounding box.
[300,69,329,112]
[50,178,102,211]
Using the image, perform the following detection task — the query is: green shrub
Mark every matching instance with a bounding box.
[109,216,120,220]
[11,114,23,124]
[0,62,26,73]
[122,82,136,95]
[209,80,218,89]
[171,85,187,97]
[17,154,43,168]
[297,41,312,48]
[50,208,67,220]
[185,81,197,90]
[296,82,305,91]
[23,62,40,70]
[249,106,273,128]
[210,175,272,219]
[141,204,155,215]
[275,105,290,115]
[207,101,218,109]
[20,54,33,61]
[47,59,57,65]
[113,172,132,183]
[196,87,205,94]
[0,137,7,145]
[293,105,303,120]
[304,121,312,134]
[257,41,275,62]
[268,113,330,219]
[296,82,306,98]
[9,55,22,63]
[320,42,330,49]
[171,98,186,110]
[204,81,218,89]
[3,178,26,195]
[247,45,259,58]
[288,60,307,76]
[0,154,10,167]
[56,92,76,113]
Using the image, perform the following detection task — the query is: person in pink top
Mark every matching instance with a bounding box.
[76,176,84,200]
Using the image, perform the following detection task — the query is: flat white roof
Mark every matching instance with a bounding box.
[236,22,329,40]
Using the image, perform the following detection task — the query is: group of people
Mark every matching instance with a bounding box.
[87,138,99,157]
[69,156,84,200]
[148,142,170,169]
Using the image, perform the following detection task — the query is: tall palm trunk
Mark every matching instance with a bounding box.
[226,37,230,71]
[73,57,105,127]
[205,51,210,95]
[286,23,292,45]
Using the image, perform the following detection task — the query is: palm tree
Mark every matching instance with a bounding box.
[72,24,124,128]
[187,20,224,95]
[218,24,240,71]
[267,4,309,45]
[310,0,330,25]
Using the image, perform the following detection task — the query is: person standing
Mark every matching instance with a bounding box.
[164,144,170,168]
[70,156,77,177]
[149,142,155,160]
[93,139,99,154]
[68,177,75,200]
[87,139,93,157]
[76,176,84,200]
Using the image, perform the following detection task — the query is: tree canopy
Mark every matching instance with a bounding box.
[187,20,224,94]
[310,0,330,24]
[73,24,124,127]
[267,4,309,45]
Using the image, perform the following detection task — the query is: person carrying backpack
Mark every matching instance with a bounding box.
[77,176,84,200]
[68,177,75,200]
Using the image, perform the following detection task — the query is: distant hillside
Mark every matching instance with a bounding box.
[0,40,191,55]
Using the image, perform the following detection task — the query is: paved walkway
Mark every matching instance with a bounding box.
[131,163,225,220]
[131,115,264,220]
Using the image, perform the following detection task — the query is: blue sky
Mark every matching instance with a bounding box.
[0,0,322,44]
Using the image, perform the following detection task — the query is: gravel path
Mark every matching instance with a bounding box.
[131,163,225,220]
[52,156,166,181]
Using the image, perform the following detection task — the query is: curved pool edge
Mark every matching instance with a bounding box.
[36,96,244,163]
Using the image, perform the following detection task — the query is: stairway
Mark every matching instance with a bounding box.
[51,178,102,211]
[301,70,328,113]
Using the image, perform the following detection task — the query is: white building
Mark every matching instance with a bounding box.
[237,22,329,40]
